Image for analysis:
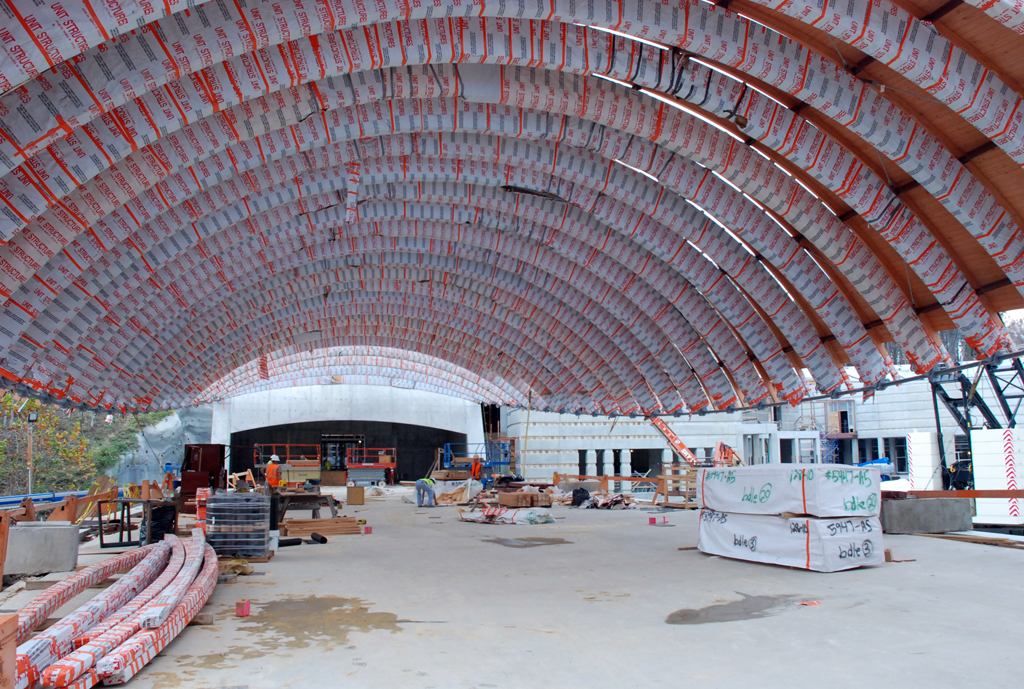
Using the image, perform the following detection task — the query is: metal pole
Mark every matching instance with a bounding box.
[26,426,33,495]
[931,382,948,472]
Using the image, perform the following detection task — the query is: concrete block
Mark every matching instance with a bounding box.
[5,524,79,575]
[880,498,972,534]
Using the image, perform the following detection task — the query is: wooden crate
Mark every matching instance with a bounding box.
[660,466,699,509]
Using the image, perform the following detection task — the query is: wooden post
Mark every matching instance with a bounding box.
[17,498,36,523]
[46,495,78,522]
[0,513,9,582]
[0,612,18,689]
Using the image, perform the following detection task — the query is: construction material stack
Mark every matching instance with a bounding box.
[696,466,884,572]
[11,531,216,688]
[204,492,271,560]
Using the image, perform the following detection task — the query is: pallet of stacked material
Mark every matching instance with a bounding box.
[205,492,270,559]
[697,509,885,572]
[279,518,361,537]
[697,466,881,518]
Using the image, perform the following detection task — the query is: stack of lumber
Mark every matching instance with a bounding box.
[280,517,361,537]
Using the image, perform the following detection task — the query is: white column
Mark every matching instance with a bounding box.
[604,449,616,492]
[620,448,632,492]
[585,449,597,477]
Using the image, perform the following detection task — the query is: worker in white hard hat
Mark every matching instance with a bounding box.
[265,454,282,488]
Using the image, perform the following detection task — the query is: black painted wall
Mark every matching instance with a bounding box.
[230,421,466,481]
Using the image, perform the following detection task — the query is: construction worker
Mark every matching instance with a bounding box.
[470,458,482,481]
[265,454,282,488]
[415,475,436,507]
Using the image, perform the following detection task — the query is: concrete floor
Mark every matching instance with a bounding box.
[54,490,1024,687]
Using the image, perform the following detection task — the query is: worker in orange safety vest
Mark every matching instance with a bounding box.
[470,458,482,481]
[265,455,282,488]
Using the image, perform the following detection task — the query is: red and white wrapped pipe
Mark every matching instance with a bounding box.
[14,542,170,689]
[95,544,219,685]
[15,547,159,645]
[135,531,206,630]
[37,538,188,688]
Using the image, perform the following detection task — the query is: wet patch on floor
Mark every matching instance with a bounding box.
[666,593,798,624]
[238,595,401,647]
[144,671,184,688]
[481,537,573,548]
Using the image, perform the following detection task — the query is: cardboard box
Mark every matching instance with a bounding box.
[497,492,531,507]
[497,492,552,508]
[347,486,365,505]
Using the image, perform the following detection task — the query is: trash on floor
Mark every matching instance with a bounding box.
[457,507,556,525]
[578,494,636,509]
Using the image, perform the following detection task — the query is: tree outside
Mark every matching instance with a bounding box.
[0,394,175,496]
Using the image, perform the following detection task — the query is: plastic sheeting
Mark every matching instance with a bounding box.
[748,1,1024,166]
[204,345,528,403]
[966,0,1024,35]
[0,3,1016,414]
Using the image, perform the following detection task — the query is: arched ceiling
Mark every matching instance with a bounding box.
[1,0,1023,414]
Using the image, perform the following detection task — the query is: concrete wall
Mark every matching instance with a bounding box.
[211,384,485,450]
[501,409,818,482]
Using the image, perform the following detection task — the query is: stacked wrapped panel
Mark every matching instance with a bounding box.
[697,466,884,572]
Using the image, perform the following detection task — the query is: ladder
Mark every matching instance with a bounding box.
[647,416,703,466]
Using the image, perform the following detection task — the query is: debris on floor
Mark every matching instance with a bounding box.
[457,507,556,525]
[578,493,636,509]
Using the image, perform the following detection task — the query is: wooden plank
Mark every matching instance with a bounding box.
[917,533,1024,549]
[904,490,1024,498]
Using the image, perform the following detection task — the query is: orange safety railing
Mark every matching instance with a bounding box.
[345,447,396,468]
[253,444,321,466]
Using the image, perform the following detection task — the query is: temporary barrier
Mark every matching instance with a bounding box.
[697,508,885,572]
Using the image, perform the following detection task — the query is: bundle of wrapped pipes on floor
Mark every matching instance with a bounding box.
[13,530,216,688]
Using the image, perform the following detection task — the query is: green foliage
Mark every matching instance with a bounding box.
[0,396,175,495]
[84,411,174,471]
[0,396,94,494]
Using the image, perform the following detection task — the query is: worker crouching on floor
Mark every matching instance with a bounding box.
[415,476,436,507]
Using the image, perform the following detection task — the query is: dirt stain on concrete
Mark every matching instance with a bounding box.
[666,593,797,625]
[239,595,401,648]
[144,671,183,688]
[481,537,573,548]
